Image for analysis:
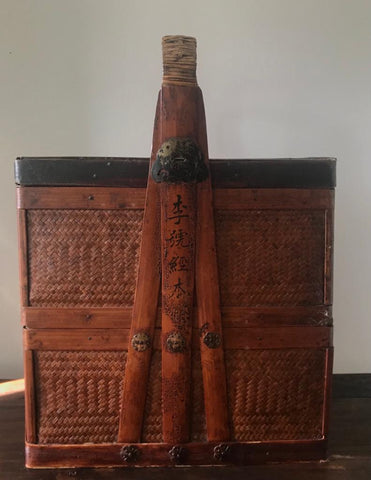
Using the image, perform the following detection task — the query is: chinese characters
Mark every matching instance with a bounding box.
[163,188,195,333]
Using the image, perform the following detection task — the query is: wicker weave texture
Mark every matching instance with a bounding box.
[34,348,325,444]
[27,208,325,307]
[141,349,206,442]
[35,351,127,444]
[225,348,326,441]
[27,209,143,307]
[215,210,325,306]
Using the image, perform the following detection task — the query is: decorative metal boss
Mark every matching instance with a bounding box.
[151,137,208,184]
[131,332,151,352]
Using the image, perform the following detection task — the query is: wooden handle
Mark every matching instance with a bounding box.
[119,36,230,445]
[156,37,200,444]
[158,37,229,443]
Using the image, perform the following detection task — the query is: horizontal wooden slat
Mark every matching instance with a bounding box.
[218,306,332,327]
[214,189,334,210]
[17,186,333,210]
[24,326,332,350]
[221,326,332,350]
[22,308,133,329]
[25,439,326,468]
[23,328,130,350]
[16,187,146,209]
[22,306,332,329]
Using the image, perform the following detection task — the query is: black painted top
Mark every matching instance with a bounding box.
[14,157,336,188]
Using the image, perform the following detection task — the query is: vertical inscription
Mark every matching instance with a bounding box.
[163,186,195,340]
[161,183,196,443]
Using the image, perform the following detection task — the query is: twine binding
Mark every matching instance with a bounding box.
[162,35,197,86]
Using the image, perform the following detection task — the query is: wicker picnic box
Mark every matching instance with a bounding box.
[15,154,335,468]
[16,35,335,469]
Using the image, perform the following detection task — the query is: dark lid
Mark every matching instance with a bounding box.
[14,157,336,188]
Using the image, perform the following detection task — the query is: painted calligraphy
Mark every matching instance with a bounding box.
[170,277,187,299]
[165,229,191,249]
[167,194,189,225]
[168,255,190,273]
[163,188,195,340]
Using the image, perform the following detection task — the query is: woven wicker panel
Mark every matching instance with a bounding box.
[35,351,127,444]
[225,349,326,441]
[27,209,143,307]
[215,210,325,306]
[141,349,206,442]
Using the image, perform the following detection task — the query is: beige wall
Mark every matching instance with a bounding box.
[1,0,371,377]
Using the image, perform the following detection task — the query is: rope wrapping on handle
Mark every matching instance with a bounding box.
[162,36,197,86]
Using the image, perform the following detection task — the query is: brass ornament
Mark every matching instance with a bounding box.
[213,443,231,461]
[168,445,186,463]
[151,137,208,184]
[131,332,151,352]
[165,331,186,353]
[120,445,139,462]
[203,331,221,349]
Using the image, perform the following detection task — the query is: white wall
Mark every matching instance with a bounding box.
[1,0,370,377]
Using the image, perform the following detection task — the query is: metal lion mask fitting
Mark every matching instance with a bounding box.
[151,137,208,184]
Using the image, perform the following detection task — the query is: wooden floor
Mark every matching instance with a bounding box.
[1,375,370,479]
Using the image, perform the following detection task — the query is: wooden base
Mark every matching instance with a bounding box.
[2,377,371,479]
[25,440,327,468]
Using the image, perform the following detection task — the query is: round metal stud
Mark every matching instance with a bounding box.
[203,331,221,349]
[131,332,151,352]
[165,331,186,353]
[120,445,139,463]
[213,443,231,461]
[168,445,186,463]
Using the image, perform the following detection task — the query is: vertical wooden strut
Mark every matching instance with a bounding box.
[117,96,162,442]
[160,181,196,443]
[196,91,230,441]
